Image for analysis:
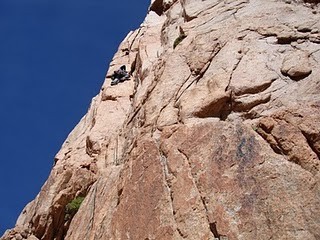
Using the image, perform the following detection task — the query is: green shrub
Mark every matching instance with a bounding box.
[173,33,187,49]
[252,125,258,132]
[65,196,85,220]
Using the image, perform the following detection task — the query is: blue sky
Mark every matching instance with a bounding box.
[0,0,149,235]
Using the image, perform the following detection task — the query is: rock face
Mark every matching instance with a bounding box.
[2,0,320,239]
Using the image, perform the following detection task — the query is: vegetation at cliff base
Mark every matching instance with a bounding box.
[65,196,85,220]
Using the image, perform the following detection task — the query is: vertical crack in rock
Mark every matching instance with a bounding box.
[126,106,142,126]
[129,28,143,51]
[209,222,223,239]
[174,73,193,103]
[116,188,123,206]
[83,182,98,240]
[177,148,221,239]
[225,50,246,93]
[158,149,184,238]
[212,50,245,119]
[175,42,226,103]
[114,135,119,165]
[126,57,166,128]
[194,42,226,81]
[155,103,172,128]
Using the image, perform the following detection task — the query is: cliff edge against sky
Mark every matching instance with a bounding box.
[2,0,320,239]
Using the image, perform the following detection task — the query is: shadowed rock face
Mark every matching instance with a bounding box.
[2,0,320,239]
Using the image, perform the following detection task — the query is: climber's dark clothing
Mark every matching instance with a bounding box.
[111,65,130,85]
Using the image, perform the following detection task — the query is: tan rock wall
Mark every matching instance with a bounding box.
[2,0,320,239]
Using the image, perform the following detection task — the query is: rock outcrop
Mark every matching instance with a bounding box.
[2,0,320,239]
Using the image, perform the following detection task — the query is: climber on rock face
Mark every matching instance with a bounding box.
[111,65,130,86]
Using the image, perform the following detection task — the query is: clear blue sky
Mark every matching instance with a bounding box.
[0,0,149,235]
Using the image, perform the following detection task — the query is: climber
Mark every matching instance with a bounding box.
[110,65,130,86]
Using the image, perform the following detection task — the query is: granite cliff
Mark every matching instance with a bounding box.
[2,0,320,239]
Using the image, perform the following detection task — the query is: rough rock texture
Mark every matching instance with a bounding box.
[2,0,320,239]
